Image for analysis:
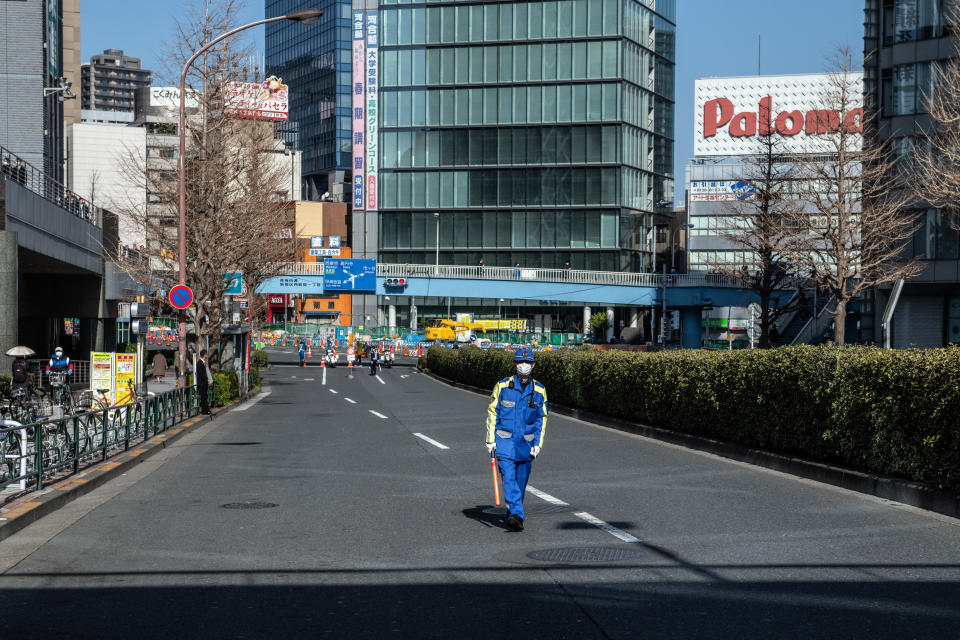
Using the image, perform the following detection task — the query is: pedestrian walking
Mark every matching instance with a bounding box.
[514,263,521,280]
[298,340,307,367]
[477,258,485,276]
[153,351,167,383]
[197,349,213,415]
[11,355,29,395]
[484,347,548,532]
[563,259,571,280]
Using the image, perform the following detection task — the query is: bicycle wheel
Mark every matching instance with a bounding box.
[1,429,22,481]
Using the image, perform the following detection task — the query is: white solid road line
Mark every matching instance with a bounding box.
[329,389,338,394]
[304,378,314,381]
[232,391,271,412]
[376,375,386,385]
[413,433,449,449]
[526,486,569,506]
[572,511,640,543]
[344,397,357,404]
[369,410,388,419]
[322,368,327,385]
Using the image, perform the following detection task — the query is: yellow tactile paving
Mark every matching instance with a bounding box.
[2,501,43,519]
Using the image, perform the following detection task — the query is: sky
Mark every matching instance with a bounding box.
[82,0,867,204]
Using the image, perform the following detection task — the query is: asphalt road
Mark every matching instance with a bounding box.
[2,347,959,639]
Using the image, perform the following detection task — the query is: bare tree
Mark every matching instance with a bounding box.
[114,0,293,364]
[707,131,803,347]
[912,1,960,229]
[782,46,920,345]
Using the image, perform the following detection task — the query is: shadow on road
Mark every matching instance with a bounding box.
[462,505,512,531]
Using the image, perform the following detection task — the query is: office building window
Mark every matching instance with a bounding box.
[882,0,946,45]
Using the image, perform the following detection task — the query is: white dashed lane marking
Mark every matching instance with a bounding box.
[369,410,388,419]
[329,389,338,394]
[412,433,449,450]
[344,398,357,404]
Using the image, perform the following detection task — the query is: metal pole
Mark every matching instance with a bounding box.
[671,227,678,270]
[176,14,295,388]
[434,213,440,275]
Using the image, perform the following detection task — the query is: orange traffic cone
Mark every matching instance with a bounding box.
[307,346,312,358]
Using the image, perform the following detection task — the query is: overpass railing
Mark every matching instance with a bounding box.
[1,145,101,226]
[277,262,750,289]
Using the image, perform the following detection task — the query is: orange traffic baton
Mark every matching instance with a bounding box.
[491,453,501,507]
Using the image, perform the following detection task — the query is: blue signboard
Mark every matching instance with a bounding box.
[324,259,376,291]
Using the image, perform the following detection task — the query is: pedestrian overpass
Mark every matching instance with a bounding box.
[260,263,794,348]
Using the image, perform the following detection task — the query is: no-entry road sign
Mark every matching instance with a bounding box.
[169,284,194,309]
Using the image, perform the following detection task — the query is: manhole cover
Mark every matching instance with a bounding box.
[220,501,278,510]
[526,546,647,563]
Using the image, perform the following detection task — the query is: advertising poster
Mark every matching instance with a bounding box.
[90,352,115,406]
[365,12,379,212]
[114,353,137,406]
[47,0,59,77]
[224,78,289,121]
[352,10,366,210]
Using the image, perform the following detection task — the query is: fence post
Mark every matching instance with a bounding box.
[73,415,80,474]
[34,425,43,490]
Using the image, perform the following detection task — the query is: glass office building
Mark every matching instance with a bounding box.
[266,0,353,200]
[375,0,676,271]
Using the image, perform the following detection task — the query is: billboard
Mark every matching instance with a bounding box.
[690,180,755,202]
[352,11,366,210]
[224,78,289,121]
[365,13,379,212]
[150,87,200,109]
[694,74,863,157]
[324,259,376,291]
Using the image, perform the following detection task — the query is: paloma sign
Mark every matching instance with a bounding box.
[694,73,863,157]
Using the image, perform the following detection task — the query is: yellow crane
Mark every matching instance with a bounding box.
[425,318,487,342]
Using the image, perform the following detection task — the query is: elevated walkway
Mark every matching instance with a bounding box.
[262,262,792,309]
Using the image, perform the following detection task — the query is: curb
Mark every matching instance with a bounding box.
[0,400,238,543]
[420,369,960,520]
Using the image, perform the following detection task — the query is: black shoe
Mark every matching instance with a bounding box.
[505,514,524,532]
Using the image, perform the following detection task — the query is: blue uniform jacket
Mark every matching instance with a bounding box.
[485,375,548,461]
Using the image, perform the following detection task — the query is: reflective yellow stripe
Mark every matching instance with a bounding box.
[485,380,507,443]
[535,385,548,449]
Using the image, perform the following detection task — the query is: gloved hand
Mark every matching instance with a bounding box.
[486,442,496,455]
[530,445,541,458]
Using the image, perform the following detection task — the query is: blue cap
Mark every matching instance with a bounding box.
[513,347,534,363]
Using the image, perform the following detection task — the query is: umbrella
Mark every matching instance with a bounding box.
[5,346,36,357]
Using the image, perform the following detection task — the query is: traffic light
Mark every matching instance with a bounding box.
[384,277,407,287]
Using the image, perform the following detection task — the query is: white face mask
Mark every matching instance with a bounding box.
[516,362,533,376]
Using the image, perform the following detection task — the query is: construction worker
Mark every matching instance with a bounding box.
[298,340,306,367]
[484,347,547,532]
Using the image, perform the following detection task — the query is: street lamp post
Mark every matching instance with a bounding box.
[175,9,322,386]
[672,223,694,271]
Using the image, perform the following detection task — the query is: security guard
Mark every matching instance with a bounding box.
[485,347,547,532]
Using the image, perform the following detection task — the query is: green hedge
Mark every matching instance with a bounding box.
[252,349,269,369]
[426,345,960,493]
[0,374,9,398]
[249,365,260,389]
[212,371,239,407]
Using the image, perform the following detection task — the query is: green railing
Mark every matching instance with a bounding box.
[0,384,212,498]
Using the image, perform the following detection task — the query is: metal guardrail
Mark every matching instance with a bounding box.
[1,145,101,227]
[277,262,750,289]
[0,385,209,499]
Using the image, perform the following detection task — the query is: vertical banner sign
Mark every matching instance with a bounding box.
[352,11,366,210]
[114,353,137,406]
[90,352,115,406]
[365,13,379,212]
[47,0,59,77]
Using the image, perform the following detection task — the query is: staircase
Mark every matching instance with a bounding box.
[776,290,832,346]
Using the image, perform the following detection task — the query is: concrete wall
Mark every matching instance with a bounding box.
[0,231,17,373]
[0,0,44,167]
[62,0,82,127]
[66,122,146,247]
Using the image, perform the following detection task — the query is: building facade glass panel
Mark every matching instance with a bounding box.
[376,0,674,271]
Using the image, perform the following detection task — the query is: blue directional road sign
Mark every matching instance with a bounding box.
[324,259,376,291]
[223,271,243,295]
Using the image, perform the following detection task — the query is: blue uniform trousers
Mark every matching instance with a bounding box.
[498,458,532,520]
